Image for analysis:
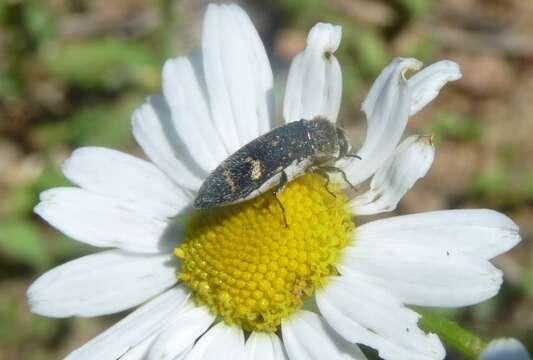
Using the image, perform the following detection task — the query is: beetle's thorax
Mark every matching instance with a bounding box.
[302,117,341,163]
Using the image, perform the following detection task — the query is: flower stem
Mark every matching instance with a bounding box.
[417,308,487,359]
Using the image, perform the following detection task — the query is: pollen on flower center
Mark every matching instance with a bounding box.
[175,174,354,332]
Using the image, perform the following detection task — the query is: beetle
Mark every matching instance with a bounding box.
[193,116,359,223]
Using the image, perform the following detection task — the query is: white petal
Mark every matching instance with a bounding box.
[283,23,342,124]
[245,332,288,360]
[202,3,274,151]
[118,334,157,360]
[480,338,532,360]
[227,4,275,136]
[175,348,193,360]
[34,188,179,253]
[63,147,189,218]
[162,57,228,172]
[147,305,216,360]
[341,58,422,186]
[282,310,368,360]
[408,60,462,116]
[132,95,205,191]
[317,276,445,360]
[27,250,178,317]
[351,135,434,215]
[65,286,190,360]
[186,322,246,360]
[353,209,521,259]
[340,242,503,307]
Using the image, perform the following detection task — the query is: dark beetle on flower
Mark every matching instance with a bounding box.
[193,116,359,222]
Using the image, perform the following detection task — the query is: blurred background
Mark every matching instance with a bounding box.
[0,0,532,359]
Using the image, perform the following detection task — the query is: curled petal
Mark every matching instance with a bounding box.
[408,60,462,116]
[351,135,435,215]
[340,58,422,186]
[283,23,342,124]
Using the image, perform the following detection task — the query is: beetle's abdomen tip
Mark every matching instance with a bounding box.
[194,187,225,209]
[193,194,210,209]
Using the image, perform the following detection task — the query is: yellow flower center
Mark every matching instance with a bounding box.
[175,174,354,332]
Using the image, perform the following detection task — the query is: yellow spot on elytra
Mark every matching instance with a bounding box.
[244,156,264,180]
[176,174,354,332]
[223,169,237,192]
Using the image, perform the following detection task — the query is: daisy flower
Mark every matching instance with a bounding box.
[27,3,521,360]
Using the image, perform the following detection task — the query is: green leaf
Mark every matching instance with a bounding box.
[2,186,35,217]
[428,111,481,142]
[30,121,73,149]
[0,72,23,100]
[470,168,510,199]
[47,234,91,262]
[33,93,143,150]
[406,38,438,63]
[400,0,434,18]
[0,283,62,346]
[42,38,160,90]
[339,60,364,101]
[525,176,533,200]
[277,0,325,20]
[33,162,69,193]
[68,95,141,148]
[0,219,51,269]
[0,3,7,24]
[353,30,389,78]
[23,0,56,44]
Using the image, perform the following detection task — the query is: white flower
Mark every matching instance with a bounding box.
[27,3,521,360]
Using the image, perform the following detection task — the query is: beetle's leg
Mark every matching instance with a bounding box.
[321,165,358,192]
[274,171,289,227]
[344,153,362,160]
[335,149,361,161]
[308,166,337,198]
[321,171,337,198]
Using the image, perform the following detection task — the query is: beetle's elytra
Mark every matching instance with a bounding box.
[194,116,357,210]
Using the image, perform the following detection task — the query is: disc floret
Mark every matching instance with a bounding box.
[176,174,354,332]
